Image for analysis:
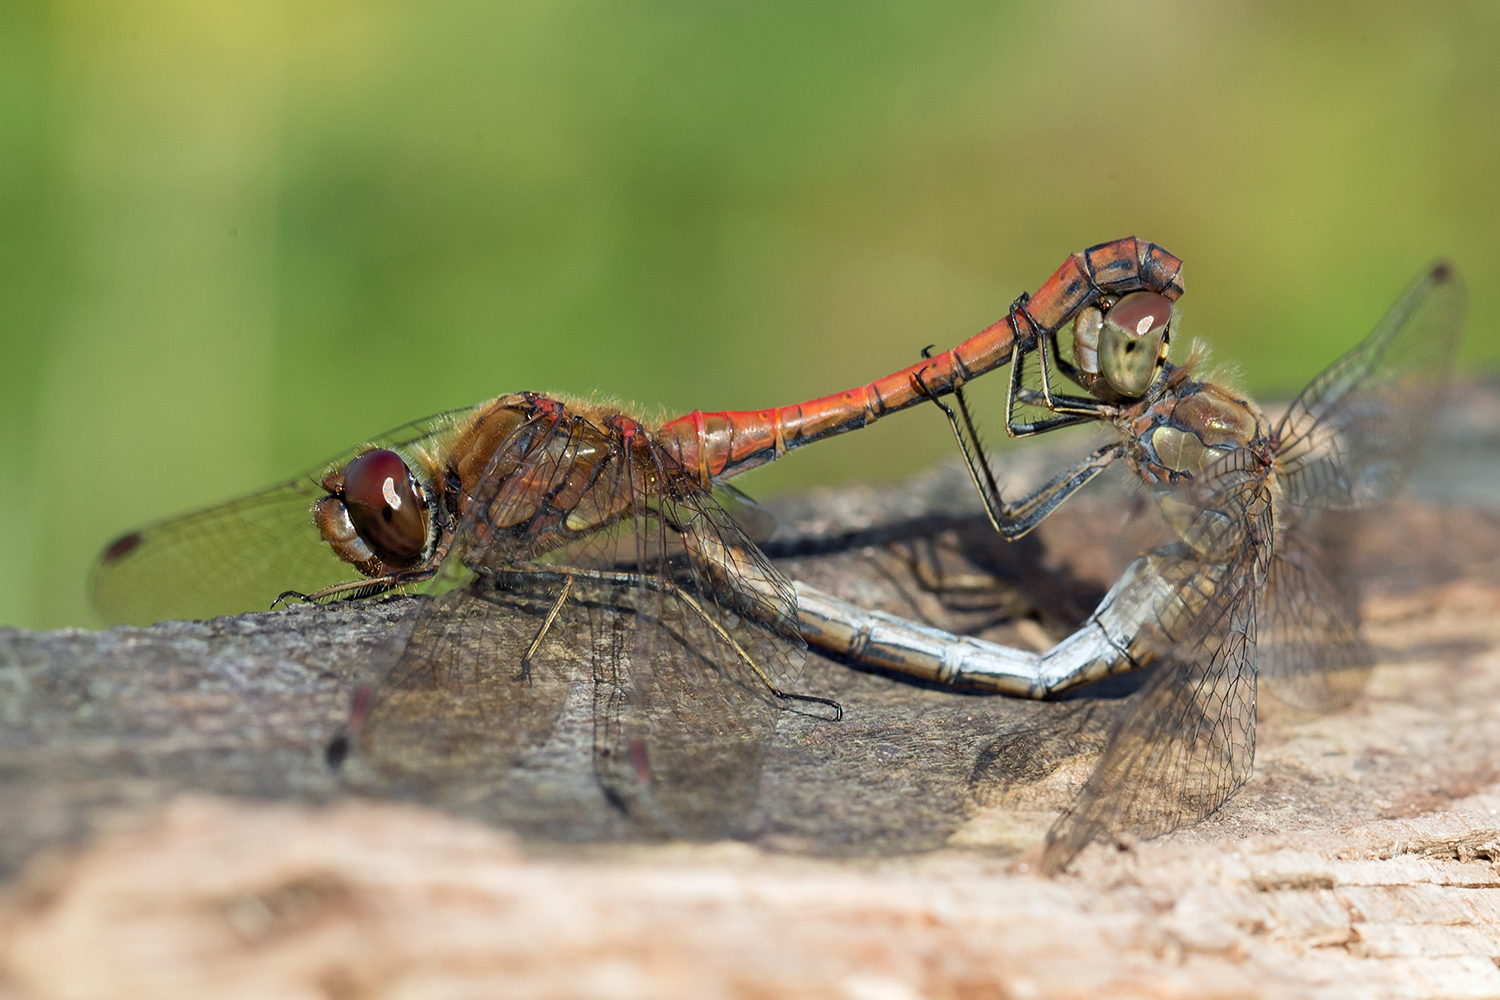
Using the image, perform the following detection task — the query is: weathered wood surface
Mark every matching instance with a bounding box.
[4,383,1500,999]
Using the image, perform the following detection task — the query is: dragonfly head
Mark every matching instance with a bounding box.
[314,449,433,575]
[1070,291,1174,402]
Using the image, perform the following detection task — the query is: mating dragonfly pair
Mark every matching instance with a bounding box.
[92,238,1466,871]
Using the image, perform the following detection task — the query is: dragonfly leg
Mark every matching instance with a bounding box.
[1048,328,1084,386]
[1021,298,1110,419]
[271,589,309,609]
[519,573,573,681]
[993,297,1118,432]
[972,442,1124,539]
[668,584,843,720]
[1003,342,1105,437]
[503,561,844,720]
[1007,294,1064,413]
[1013,386,1116,414]
[273,568,436,609]
[931,375,1124,539]
[1006,412,1098,437]
[913,356,1009,523]
[911,359,1116,538]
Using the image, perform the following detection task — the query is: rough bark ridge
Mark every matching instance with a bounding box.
[5,384,1500,999]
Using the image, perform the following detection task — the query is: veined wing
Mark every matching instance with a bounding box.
[353,406,813,837]
[711,482,778,545]
[586,570,789,839]
[91,407,480,625]
[1275,263,1466,509]
[1040,457,1274,873]
[91,476,350,627]
[587,443,809,837]
[1257,512,1372,711]
[340,407,600,814]
[345,579,575,799]
[440,403,804,691]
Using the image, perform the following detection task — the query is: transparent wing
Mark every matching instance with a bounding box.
[90,476,353,626]
[970,701,1120,805]
[348,407,606,804]
[90,407,479,625]
[1275,263,1466,509]
[586,447,806,837]
[1257,513,1372,711]
[353,408,809,838]
[1040,459,1274,873]
[711,483,778,545]
[587,574,786,839]
[349,581,575,795]
[666,483,805,688]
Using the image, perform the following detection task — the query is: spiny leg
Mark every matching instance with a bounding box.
[272,568,437,610]
[499,561,843,720]
[1048,327,1084,386]
[912,360,1121,539]
[992,296,1118,434]
[971,442,1125,540]
[1011,297,1103,418]
[1004,339,1100,437]
[519,573,574,681]
[916,346,1007,517]
[668,584,843,720]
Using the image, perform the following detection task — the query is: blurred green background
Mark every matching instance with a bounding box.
[1,0,1495,629]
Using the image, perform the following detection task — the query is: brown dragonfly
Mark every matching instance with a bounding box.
[798,259,1467,870]
[92,238,1183,836]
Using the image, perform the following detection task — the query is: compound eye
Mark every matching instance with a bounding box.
[341,449,426,564]
[1099,291,1173,398]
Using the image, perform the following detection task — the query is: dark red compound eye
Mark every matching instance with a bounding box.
[341,449,426,564]
[1106,291,1172,340]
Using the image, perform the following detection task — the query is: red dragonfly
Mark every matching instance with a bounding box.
[91,237,1183,837]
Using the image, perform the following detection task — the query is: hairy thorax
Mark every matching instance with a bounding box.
[1115,372,1279,560]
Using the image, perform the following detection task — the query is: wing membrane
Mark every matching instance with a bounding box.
[1256,513,1371,711]
[586,450,803,836]
[91,407,479,625]
[1275,263,1466,509]
[352,408,807,837]
[1040,458,1274,873]
[587,571,784,838]
[350,582,574,793]
[91,477,356,626]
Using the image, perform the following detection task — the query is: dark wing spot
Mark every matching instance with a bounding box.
[102,532,143,563]
[325,733,349,771]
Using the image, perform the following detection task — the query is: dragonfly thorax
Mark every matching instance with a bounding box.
[1120,379,1273,559]
[1125,380,1267,483]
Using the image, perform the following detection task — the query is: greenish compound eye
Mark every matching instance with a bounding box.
[1097,291,1173,398]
